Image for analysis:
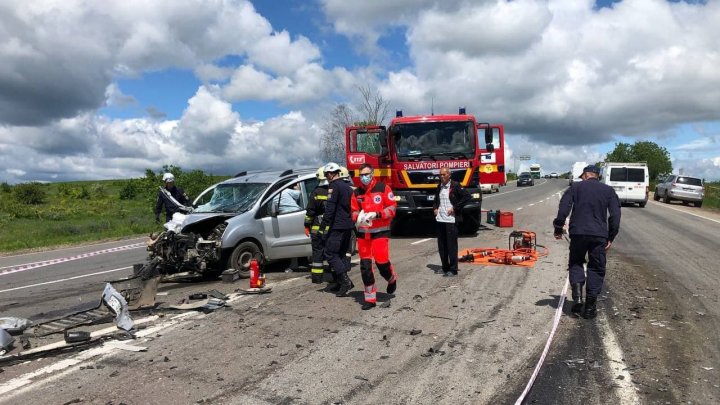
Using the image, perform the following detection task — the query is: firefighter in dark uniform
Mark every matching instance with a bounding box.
[154,173,190,223]
[319,162,355,297]
[553,165,621,319]
[351,163,397,310]
[305,167,330,284]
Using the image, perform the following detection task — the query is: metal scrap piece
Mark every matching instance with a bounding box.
[102,283,135,332]
[0,317,32,334]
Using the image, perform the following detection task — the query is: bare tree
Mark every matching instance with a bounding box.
[320,103,354,164]
[357,85,389,126]
[319,86,390,164]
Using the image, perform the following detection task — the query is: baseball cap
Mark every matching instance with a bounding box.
[580,165,600,178]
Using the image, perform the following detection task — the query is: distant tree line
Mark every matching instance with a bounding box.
[1,165,220,207]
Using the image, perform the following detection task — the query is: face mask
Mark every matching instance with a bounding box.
[360,174,372,185]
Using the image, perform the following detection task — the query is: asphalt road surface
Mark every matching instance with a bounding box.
[1,179,718,405]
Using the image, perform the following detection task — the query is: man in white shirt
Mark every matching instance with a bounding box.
[432,167,471,276]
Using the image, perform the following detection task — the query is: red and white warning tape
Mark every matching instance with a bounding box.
[0,243,145,277]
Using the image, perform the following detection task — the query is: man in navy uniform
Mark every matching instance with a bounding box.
[319,162,355,297]
[553,164,621,319]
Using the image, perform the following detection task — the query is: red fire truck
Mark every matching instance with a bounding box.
[345,108,503,234]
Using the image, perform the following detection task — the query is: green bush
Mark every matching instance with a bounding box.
[119,180,141,200]
[58,184,91,200]
[13,182,47,205]
[90,183,107,198]
[0,182,10,193]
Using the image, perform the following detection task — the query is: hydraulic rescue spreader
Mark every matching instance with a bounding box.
[458,230,548,267]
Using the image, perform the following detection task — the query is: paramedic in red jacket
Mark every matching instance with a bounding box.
[351,163,397,310]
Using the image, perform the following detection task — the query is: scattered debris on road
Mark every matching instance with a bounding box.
[0,317,32,334]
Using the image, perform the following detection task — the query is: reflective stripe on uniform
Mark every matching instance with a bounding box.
[364,284,377,303]
[359,225,391,233]
[311,267,324,274]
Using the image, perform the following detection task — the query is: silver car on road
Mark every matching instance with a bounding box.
[654,174,704,207]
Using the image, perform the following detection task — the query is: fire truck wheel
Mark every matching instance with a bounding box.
[228,241,261,278]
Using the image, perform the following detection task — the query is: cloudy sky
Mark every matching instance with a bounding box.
[1,0,719,184]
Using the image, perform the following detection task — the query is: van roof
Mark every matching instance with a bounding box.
[604,162,648,167]
[220,168,315,184]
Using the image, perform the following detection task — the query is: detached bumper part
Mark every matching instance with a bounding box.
[102,283,135,332]
[0,328,15,352]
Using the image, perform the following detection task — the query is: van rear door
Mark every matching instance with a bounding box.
[607,166,648,205]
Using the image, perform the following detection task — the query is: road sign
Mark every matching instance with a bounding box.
[519,155,531,161]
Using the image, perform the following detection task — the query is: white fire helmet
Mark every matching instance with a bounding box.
[162,173,175,182]
[323,162,341,175]
[316,166,328,186]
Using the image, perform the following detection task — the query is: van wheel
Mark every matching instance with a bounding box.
[228,241,261,278]
[653,190,660,201]
[695,201,703,208]
[638,201,646,208]
[663,194,671,204]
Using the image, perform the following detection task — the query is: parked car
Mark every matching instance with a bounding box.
[654,174,704,207]
[481,183,499,193]
[517,172,534,187]
[146,168,321,278]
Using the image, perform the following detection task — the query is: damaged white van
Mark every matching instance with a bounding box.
[600,162,649,207]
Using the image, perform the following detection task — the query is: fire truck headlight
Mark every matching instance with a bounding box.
[471,193,481,199]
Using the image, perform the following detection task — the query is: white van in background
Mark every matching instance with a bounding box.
[601,162,649,207]
[570,162,587,186]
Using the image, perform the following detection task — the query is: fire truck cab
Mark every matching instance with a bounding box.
[345,108,499,234]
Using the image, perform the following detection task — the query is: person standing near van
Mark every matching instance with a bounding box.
[350,163,397,310]
[320,163,355,297]
[305,167,330,284]
[553,165,621,319]
[155,173,190,223]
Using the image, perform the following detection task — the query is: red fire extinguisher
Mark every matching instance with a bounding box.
[249,258,265,288]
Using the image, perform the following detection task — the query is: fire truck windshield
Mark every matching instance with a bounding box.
[394,121,475,160]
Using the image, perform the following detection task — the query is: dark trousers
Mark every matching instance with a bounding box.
[324,229,351,276]
[436,221,459,274]
[568,235,607,297]
[310,233,325,276]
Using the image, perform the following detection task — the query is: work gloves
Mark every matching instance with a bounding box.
[355,210,380,227]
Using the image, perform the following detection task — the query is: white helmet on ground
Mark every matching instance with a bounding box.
[162,173,175,182]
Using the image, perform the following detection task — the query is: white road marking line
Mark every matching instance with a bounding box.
[0,276,309,399]
[411,238,433,245]
[0,312,195,397]
[517,207,523,210]
[0,243,145,275]
[0,267,131,294]
[528,203,535,207]
[649,201,720,224]
[598,312,641,404]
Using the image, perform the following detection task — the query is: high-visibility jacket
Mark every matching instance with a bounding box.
[304,185,328,234]
[351,178,396,235]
